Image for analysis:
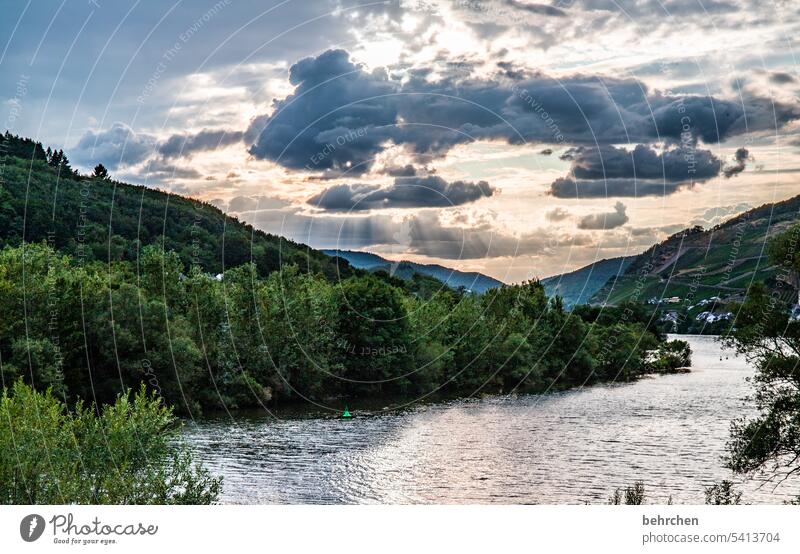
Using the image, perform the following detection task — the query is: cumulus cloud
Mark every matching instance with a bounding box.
[694,202,752,226]
[307,175,495,211]
[548,144,722,198]
[769,71,797,84]
[246,49,800,174]
[157,129,244,158]
[545,207,571,221]
[577,202,629,230]
[142,158,203,180]
[382,164,420,176]
[71,122,156,169]
[722,147,752,178]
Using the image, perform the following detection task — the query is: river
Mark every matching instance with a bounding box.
[183,334,798,504]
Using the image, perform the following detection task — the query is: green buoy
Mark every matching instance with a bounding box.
[342,406,352,418]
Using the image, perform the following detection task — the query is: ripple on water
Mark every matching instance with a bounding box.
[183,335,799,504]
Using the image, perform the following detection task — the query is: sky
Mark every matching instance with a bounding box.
[2,0,800,283]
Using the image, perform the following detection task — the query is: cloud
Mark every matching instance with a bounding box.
[307,175,495,211]
[545,207,571,221]
[382,164,420,176]
[549,176,693,198]
[247,208,585,260]
[71,123,156,169]
[540,148,553,155]
[577,201,629,230]
[722,147,752,178]
[769,71,797,84]
[246,49,800,174]
[695,202,753,225]
[548,144,722,198]
[157,129,244,158]
[226,195,292,212]
[123,158,203,184]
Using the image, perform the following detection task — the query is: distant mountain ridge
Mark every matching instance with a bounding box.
[541,256,637,308]
[322,249,504,293]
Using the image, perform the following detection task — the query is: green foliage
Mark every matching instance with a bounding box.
[589,198,800,311]
[704,481,742,505]
[0,241,672,413]
[609,482,646,505]
[723,223,800,484]
[0,135,356,280]
[647,339,692,373]
[0,380,220,504]
[92,163,109,180]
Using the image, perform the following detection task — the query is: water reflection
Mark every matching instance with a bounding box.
[183,335,797,504]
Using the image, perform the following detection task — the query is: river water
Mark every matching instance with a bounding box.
[183,335,798,504]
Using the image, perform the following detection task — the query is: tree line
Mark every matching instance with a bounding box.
[0,241,686,415]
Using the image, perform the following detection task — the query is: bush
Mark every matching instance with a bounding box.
[609,482,646,504]
[704,481,742,505]
[647,339,692,373]
[0,381,220,504]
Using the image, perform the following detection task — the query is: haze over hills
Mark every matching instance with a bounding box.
[322,249,505,293]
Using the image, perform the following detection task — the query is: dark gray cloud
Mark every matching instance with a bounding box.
[567,144,721,180]
[499,0,566,17]
[247,49,799,174]
[141,158,203,180]
[577,201,629,230]
[548,144,722,198]
[769,71,797,84]
[71,123,156,170]
[722,147,752,178]
[540,148,553,155]
[158,129,244,158]
[578,0,738,16]
[549,176,693,198]
[382,164,420,176]
[307,175,495,211]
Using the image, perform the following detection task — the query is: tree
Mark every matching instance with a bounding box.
[93,163,109,180]
[0,381,220,504]
[768,222,800,305]
[609,482,646,504]
[723,223,800,487]
[704,481,742,505]
[335,274,412,393]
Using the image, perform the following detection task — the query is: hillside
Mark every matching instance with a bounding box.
[589,195,800,313]
[0,132,355,280]
[322,249,505,293]
[540,256,636,308]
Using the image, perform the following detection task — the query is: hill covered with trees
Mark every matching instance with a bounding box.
[0,131,354,280]
[589,196,800,310]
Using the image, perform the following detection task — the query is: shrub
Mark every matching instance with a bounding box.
[0,381,220,504]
